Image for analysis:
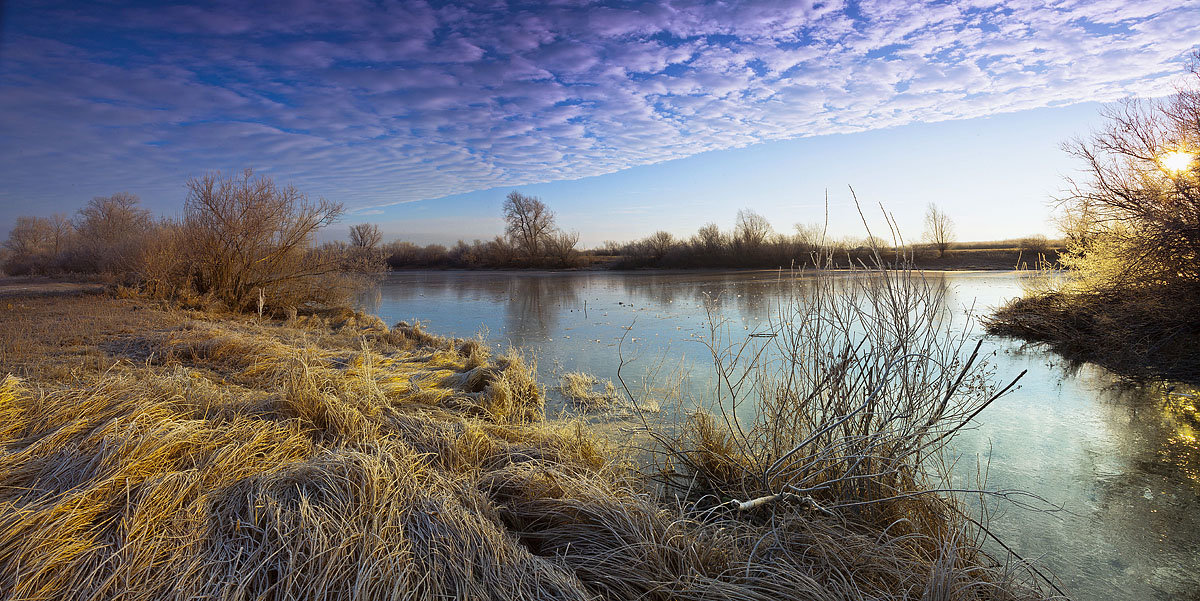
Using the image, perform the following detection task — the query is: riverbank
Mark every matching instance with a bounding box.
[388,247,1060,272]
[0,291,1049,600]
[986,285,1200,385]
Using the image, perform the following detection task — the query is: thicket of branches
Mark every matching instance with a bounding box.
[1,170,373,314]
[1,194,154,276]
[987,57,1200,382]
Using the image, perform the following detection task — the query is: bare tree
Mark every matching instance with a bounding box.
[692,223,727,261]
[485,236,516,266]
[600,240,623,256]
[47,213,74,259]
[2,216,54,274]
[138,218,192,295]
[383,241,421,267]
[922,203,955,257]
[3,217,51,257]
[503,191,556,263]
[184,169,344,310]
[1056,60,1200,285]
[734,209,772,254]
[793,222,825,248]
[349,223,382,249]
[343,222,386,273]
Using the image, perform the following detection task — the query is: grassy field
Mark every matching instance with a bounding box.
[0,289,1051,600]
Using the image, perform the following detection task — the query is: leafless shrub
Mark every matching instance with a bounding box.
[988,55,1200,382]
[1017,235,1051,256]
[183,169,347,312]
[1,216,56,275]
[692,222,728,259]
[70,192,154,275]
[617,246,1054,597]
[137,219,194,298]
[340,223,388,273]
[733,208,773,256]
[544,229,582,268]
[1054,62,1200,288]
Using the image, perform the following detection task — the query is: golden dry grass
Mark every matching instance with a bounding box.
[558,371,620,410]
[0,293,1052,600]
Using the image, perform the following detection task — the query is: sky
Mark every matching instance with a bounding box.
[1,0,1198,246]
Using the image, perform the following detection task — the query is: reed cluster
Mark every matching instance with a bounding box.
[623,255,1049,599]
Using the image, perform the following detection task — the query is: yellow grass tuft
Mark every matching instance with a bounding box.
[559,371,619,410]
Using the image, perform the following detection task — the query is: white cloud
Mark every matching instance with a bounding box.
[1,0,1197,220]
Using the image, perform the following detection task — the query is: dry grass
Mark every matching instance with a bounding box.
[620,254,1056,599]
[0,292,1054,600]
[558,371,619,410]
[986,284,1200,383]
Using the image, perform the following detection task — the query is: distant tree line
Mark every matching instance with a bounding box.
[605,209,827,269]
[5,172,1054,293]
[378,198,979,270]
[602,206,958,269]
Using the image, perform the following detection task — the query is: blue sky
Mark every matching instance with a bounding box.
[2,0,1198,246]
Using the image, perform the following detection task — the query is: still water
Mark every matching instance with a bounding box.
[357,270,1199,601]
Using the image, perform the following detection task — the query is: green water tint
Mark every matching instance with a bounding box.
[358,270,1200,601]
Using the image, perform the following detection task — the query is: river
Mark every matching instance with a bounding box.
[357,269,1199,601]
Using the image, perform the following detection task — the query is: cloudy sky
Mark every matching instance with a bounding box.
[2,0,1198,245]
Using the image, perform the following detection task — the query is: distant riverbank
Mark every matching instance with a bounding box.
[387,247,1060,272]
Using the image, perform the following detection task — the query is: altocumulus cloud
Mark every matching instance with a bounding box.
[1,0,1198,212]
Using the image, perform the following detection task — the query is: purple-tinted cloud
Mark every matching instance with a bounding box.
[1,0,1198,219]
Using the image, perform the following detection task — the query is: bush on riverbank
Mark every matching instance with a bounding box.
[987,285,1200,382]
[987,57,1200,383]
[635,254,1043,569]
[1,170,380,315]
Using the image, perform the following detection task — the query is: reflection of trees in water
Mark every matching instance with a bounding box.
[616,273,688,306]
[354,284,383,314]
[1057,375,1200,598]
[1090,378,1200,487]
[615,273,795,321]
[368,270,954,341]
[611,271,954,330]
[501,275,582,344]
[369,272,586,344]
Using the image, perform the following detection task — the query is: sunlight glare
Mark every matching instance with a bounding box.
[1161,150,1194,173]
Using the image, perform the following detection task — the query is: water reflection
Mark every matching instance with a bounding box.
[358,270,1199,601]
[501,276,581,342]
